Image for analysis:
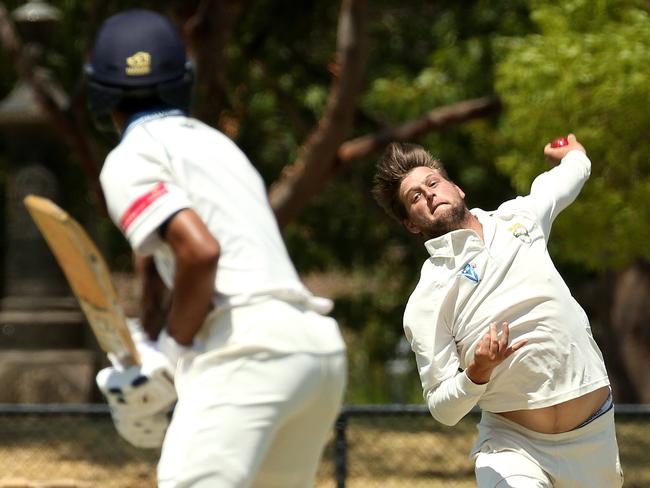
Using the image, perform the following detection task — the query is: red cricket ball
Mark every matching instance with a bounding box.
[550,137,569,148]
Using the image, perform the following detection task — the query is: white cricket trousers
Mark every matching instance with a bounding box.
[471,408,623,487]
[157,301,347,488]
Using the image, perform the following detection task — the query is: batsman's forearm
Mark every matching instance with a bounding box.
[136,255,170,341]
[166,255,217,346]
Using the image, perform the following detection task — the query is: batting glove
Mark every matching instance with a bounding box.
[123,318,202,378]
[96,364,176,449]
[156,328,201,374]
[114,318,176,377]
[98,318,179,449]
[110,409,172,449]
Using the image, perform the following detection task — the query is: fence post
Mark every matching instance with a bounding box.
[334,412,348,488]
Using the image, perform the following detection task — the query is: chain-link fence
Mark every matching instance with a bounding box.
[1,404,648,487]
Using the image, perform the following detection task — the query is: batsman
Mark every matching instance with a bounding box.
[372,137,623,487]
[85,9,347,487]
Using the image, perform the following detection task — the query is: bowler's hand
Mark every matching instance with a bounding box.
[544,133,586,166]
[466,322,527,385]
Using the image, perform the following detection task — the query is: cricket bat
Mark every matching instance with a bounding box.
[24,195,140,367]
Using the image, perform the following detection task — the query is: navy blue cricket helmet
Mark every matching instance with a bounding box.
[85,9,193,114]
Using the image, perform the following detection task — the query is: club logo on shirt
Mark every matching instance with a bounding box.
[508,223,531,243]
[460,262,480,284]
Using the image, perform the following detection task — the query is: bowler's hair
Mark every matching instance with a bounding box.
[372,142,448,222]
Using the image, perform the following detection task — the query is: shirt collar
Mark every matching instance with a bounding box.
[472,208,497,249]
[424,229,483,259]
[121,107,186,140]
[422,208,495,260]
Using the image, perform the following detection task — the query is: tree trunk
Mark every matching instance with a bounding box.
[268,0,369,228]
[580,262,650,403]
[608,261,650,402]
[183,0,248,128]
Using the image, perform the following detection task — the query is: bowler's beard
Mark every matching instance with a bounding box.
[419,201,471,240]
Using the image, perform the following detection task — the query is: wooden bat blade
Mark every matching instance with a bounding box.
[24,195,140,366]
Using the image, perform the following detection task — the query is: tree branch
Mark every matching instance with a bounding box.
[338,96,502,162]
[269,0,369,228]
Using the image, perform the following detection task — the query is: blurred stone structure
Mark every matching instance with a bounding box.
[0,1,93,403]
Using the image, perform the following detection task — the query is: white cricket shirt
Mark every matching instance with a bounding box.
[100,110,333,316]
[403,150,610,425]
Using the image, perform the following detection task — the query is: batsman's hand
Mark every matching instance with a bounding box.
[466,322,527,385]
[119,318,201,378]
[544,133,586,166]
[156,327,202,374]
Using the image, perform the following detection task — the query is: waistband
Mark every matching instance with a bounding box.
[214,287,333,315]
[573,389,613,430]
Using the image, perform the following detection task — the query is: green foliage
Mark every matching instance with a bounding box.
[495,0,650,269]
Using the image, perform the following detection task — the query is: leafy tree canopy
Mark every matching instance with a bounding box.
[495,0,650,270]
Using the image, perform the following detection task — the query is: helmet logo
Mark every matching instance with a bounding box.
[125,51,151,76]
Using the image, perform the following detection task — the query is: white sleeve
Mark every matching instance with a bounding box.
[404,306,487,425]
[499,150,591,238]
[425,371,487,426]
[100,142,192,255]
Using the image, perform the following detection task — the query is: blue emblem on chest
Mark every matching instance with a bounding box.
[460,262,480,283]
